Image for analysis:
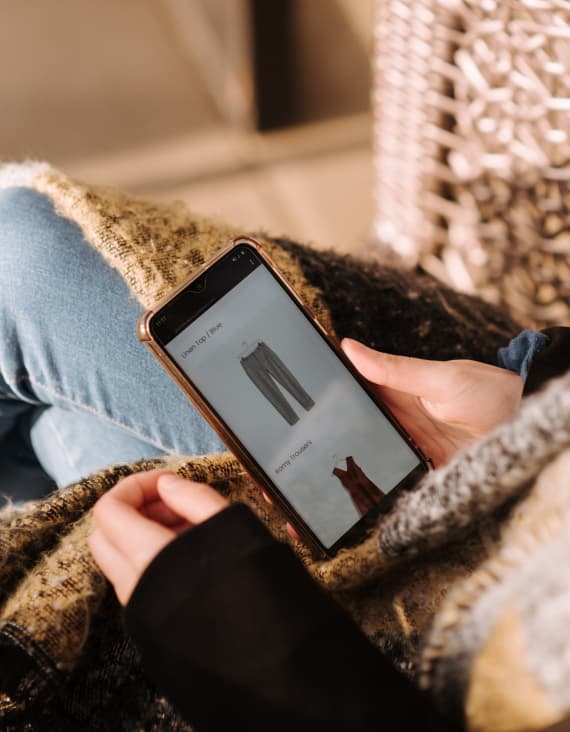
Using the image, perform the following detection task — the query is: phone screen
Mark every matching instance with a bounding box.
[150,244,425,551]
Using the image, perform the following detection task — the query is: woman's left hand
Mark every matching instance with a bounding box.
[342,339,523,467]
[89,470,229,605]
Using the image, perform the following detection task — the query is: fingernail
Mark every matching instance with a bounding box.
[157,473,185,491]
[342,338,366,353]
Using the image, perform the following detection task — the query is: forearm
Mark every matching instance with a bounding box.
[125,504,450,732]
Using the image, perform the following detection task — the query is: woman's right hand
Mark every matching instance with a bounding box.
[89,471,229,605]
[341,339,523,467]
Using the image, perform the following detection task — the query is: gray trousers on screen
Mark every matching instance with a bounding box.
[240,342,315,426]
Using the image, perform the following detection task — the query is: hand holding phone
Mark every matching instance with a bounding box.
[341,339,523,468]
[139,237,430,556]
[90,349,523,601]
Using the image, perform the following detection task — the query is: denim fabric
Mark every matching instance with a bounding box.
[497,329,550,383]
[0,187,223,499]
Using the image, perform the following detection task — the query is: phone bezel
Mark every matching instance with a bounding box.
[138,236,431,557]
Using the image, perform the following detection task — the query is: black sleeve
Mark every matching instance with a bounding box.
[524,327,570,395]
[125,503,451,732]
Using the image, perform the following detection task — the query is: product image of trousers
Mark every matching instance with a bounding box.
[333,456,385,515]
[240,341,315,426]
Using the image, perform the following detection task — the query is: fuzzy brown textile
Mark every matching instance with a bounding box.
[0,162,529,731]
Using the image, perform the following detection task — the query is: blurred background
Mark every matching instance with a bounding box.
[1,0,373,253]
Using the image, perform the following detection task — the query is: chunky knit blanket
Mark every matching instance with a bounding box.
[0,162,568,732]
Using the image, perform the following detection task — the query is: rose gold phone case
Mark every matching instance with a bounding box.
[138,236,429,557]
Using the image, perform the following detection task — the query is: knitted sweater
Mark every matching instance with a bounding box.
[0,162,568,732]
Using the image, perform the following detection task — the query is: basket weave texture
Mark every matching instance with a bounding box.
[372,0,570,327]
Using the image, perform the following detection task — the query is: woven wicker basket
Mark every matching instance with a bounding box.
[371,0,570,327]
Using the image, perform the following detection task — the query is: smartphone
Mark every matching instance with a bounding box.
[138,236,430,557]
